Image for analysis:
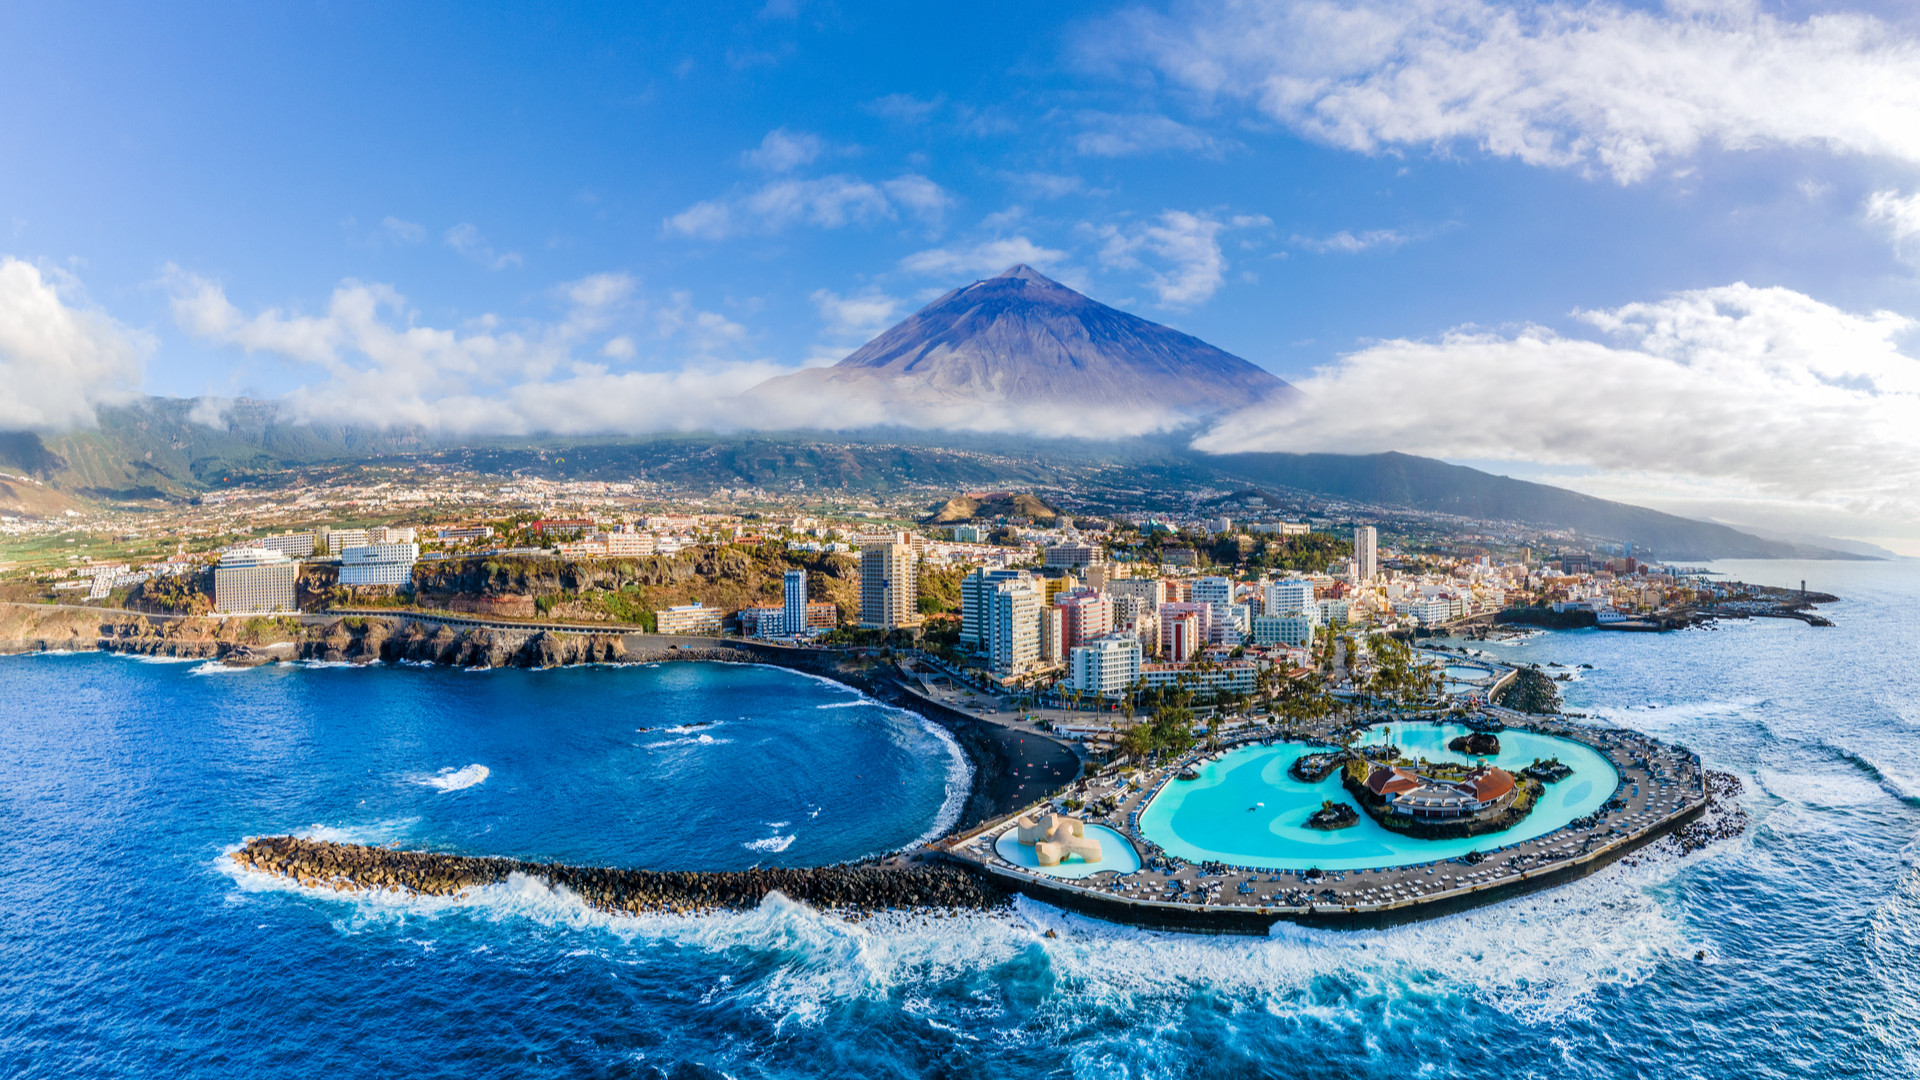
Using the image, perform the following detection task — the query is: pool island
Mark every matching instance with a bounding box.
[936,712,1732,933]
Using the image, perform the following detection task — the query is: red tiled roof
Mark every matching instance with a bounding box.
[1470,768,1515,802]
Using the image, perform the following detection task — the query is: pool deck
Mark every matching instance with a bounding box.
[933,710,1709,933]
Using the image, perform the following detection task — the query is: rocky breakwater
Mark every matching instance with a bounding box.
[230,835,1008,918]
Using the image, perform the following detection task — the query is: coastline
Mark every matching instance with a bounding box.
[3,603,1739,935]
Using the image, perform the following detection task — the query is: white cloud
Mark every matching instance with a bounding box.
[1197,282,1920,529]
[1073,111,1227,158]
[163,268,785,434]
[444,223,522,269]
[1293,228,1409,253]
[380,216,426,244]
[1002,171,1087,199]
[1102,0,1920,183]
[810,287,904,339]
[1095,210,1237,307]
[1866,188,1920,264]
[742,128,825,172]
[866,93,945,123]
[0,257,147,430]
[665,173,950,240]
[899,236,1070,278]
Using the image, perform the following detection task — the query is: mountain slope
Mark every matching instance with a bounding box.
[1206,450,1857,559]
[749,265,1293,430]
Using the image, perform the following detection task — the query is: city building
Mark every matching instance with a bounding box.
[741,606,786,637]
[602,531,656,557]
[1068,633,1142,699]
[338,542,419,587]
[1355,526,1378,583]
[1137,660,1259,695]
[1265,578,1317,622]
[1107,577,1166,612]
[860,543,919,630]
[988,578,1042,677]
[951,525,985,543]
[248,532,315,558]
[1055,589,1114,652]
[783,568,807,636]
[1038,605,1064,664]
[322,527,370,555]
[656,602,724,635]
[370,526,416,544]
[1251,614,1315,648]
[961,568,1030,646]
[1163,609,1201,663]
[1043,542,1104,570]
[214,547,298,614]
[434,525,496,542]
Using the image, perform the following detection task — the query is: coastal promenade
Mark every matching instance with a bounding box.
[933,713,1719,933]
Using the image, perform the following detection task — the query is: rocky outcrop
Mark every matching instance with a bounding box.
[231,835,1008,917]
[1447,732,1501,756]
[0,605,653,670]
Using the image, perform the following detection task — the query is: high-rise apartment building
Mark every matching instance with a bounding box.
[1038,605,1064,665]
[961,568,1030,646]
[1265,578,1317,621]
[1163,610,1200,663]
[339,542,419,587]
[783,568,807,636]
[1069,633,1142,699]
[214,548,298,614]
[1107,577,1166,612]
[859,544,918,629]
[1054,589,1114,652]
[988,578,1041,676]
[1355,525,1378,583]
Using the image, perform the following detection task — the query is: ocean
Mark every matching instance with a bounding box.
[2,558,1916,1078]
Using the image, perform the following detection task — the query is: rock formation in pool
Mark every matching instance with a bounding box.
[1305,801,1359,830]
[1342,758,1546,840]
[1447,731,1501,756]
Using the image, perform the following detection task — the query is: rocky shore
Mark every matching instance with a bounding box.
[231,835,1010,918]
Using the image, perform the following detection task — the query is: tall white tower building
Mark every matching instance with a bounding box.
[1354,526,1378,584]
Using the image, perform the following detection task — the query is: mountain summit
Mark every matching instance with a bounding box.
[748,265,1295,432]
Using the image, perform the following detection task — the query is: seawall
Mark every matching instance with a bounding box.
[231,835,1008,917]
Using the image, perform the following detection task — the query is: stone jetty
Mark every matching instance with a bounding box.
[230,835,1008,917]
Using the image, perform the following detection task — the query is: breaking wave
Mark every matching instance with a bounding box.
[416,764,490,792]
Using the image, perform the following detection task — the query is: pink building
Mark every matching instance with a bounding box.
[1055,589,1114,652]
[1163,610,1201,663]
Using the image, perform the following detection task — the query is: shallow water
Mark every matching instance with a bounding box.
[1139,723,1616,869]
[2,557,1918,1078]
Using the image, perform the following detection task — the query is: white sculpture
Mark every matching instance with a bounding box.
[1014,812,1103,866]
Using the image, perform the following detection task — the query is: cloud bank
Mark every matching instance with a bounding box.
[0,257,148,430]
[1197,282,1920,527]
[1100,0,1920,182]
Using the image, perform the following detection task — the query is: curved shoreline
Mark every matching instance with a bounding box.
[9,608,1742,934]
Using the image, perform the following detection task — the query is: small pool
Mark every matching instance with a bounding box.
[994,822,1142,879]
[1137,723,1618,871]
[1442,664,1494,683]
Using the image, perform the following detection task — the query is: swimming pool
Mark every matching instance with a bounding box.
[1136,723,1619,871]
[994,822,1142,879]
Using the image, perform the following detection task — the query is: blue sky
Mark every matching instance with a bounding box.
[6,1,1920,546]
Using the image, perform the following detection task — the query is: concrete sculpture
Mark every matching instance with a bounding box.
[1014,812,1104,866]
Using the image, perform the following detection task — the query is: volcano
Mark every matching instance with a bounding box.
[747,265,1294,430]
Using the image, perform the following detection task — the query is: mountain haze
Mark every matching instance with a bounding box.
[749,265,1294,429]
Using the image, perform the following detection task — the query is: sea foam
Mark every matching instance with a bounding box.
[417,764,490,792]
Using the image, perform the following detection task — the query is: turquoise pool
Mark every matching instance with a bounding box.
[1136,723,1619,871]
[994,822,1142,879]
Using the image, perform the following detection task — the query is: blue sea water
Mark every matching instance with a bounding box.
[3,557,1919,1078]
